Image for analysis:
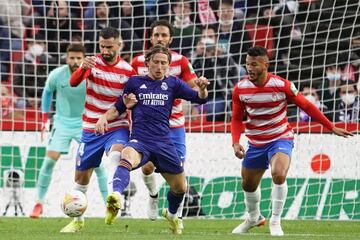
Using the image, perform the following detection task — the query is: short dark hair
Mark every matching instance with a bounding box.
[99,27,120,39]
[150,20,174,38]
[66,44,86,56]
[218,0,234,7]
[145,44,172,64]
[95,1,106,7]
[247,46,268,57]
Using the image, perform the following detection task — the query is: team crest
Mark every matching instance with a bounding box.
[161,82,168,90]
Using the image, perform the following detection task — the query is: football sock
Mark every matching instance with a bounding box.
[112,159,131,194]
[271,181,288,223]
[244,187,261,222]
[142,172,158,196]
[94,165,108,203]
[74,182,88,221]
[167,191,185,215]
[37,156,56,202]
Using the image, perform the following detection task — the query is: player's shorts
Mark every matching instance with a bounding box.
[242,139,294,169]
[47,123,82,154]
[125,138,184,174]
[76,128,129,171]
[170,127,186,162]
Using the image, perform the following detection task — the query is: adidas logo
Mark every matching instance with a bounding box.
[140,84,147,89]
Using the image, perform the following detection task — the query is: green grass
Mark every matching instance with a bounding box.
[1,218,359,240]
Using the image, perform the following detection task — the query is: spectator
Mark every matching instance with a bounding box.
[120,1,146,41]
[84,1,142,61]
[170,0,201,57]
[1,85,13,118]
[297,85,331,122]
[189,25,217,61]
[192,39,239,121]
[35,0,82,63]
[215,0,252,65]
[335,83,360,122]
[13,36,55,108]
[246,0,298,65]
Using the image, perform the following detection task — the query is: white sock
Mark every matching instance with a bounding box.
[167,209,177,220]
[244,188,261,222]
[271,181,288,223]
[74,182,88,221]
[141,172,157,196]
[176,194,185,218]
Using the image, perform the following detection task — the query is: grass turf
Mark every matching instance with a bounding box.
[1,218,359,240]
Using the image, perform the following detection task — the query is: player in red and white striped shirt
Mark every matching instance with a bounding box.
[131,20,198,224]
[231,46,352,236]
[61,27,135,233]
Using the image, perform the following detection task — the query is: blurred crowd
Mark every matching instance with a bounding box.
[0,0,359,123]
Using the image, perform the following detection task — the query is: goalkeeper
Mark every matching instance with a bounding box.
[30,44,108,218]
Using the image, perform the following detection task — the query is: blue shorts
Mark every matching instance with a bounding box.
[76,128,129,171]
[170,127,186,162]
[242,139,294,169]
[47,123,82,153]
[125,138,184,174]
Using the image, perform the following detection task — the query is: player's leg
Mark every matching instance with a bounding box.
[60,131,105,232]
[142,161,159,220]
[103,129,130,224]
[74,128,109,204]
[232,143,268,234]
[31,124,69,218]
[170,127,187,227]
[268,140,293,236]
[60,168,94,233]
[161,171,187,235]
[105,145,143,225]
[30,150,60,218]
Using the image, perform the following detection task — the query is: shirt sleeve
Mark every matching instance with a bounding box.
[174,77,207,104]
[231,84,245,145]
[180,56,197,81]
[284,80,334,130]
[130,57,139,75]
[115,77,134,113]
[41,70,57,113]
[70,67,91,86]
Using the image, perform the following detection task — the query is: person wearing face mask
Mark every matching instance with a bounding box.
[335,83,360,123]
[169,0,201,57]
[13,36,55,108]
[322,66,343,111]
[298,85,331,122]
[215,0,252,65]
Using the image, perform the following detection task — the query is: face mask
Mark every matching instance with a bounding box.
[341,93,356,105]
[326,72,341,81]
[304,94,317,105]
[201,37,215,45]
[219,19,233,26]
[29,44,44,57]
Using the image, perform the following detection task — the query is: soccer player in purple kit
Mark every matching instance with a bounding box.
[95,45,209,234]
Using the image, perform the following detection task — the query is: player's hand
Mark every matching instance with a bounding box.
[123,93,138,109]
[95,115,108,135]
[81,56,96,70]
[195,76,210,90]
[233,143,245,159]
[332,127,353,138]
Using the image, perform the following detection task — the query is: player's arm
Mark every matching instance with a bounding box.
[286,82,353,137]
[231,85,246,159]
[175,76,209,104]
[69,56,94,86]
[40,70,57,140]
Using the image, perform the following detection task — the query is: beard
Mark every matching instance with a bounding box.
[102,53,114,62]
[69,64,79,73]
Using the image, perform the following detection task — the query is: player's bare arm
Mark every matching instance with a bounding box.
[95,107,119,135]
[123,93,138,109]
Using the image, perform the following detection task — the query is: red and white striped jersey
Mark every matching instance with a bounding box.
[72,55,135,132]
[231,73,333,146]
[131,51,197,128]
[234,74,294,145]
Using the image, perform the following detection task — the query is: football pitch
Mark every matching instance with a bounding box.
[1,218,359,240]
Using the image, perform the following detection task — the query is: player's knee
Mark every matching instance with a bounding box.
[242,180,258,192]
[121,147,140,168]
[141,162,154,175]
[171,179,187,194]
[272,173,286,185]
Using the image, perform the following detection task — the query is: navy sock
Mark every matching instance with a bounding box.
[112,159,131,193]
[167,191,185,214]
